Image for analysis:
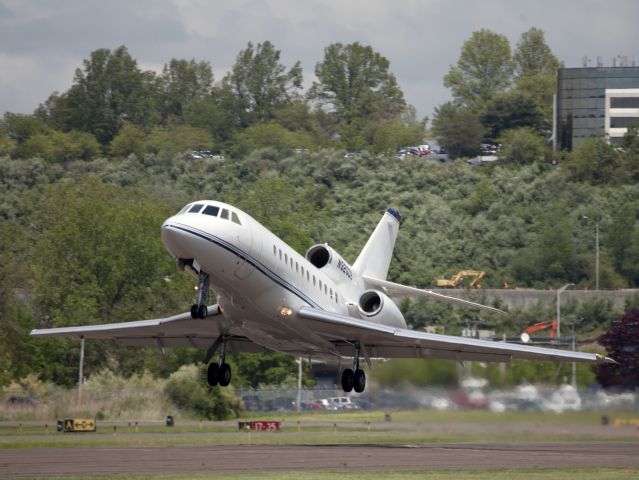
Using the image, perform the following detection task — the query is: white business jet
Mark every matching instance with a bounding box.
[31,201,614,392]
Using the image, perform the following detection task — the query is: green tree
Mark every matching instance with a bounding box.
[564,138,625,185]
[221,41,303,128]
[364,117,425,154]
[233,122,314,156]
[431,102,486,158]
[182,96,232,145]
[1,113,49,144]
[498,128,550,165]
[144,124,213,156]
[444,29,513,111]
[309,42,406,127]
[513,28,563,128]
[482,92,545,140]
[607,203,639,286]
[513,28,562,79]
[16,130,100,162]
[33,177,192,384]
[110,123,146,157]
[157,59,214,123]
[45,46,158,144]
[164,364,242,419]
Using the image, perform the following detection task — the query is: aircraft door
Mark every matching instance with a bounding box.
[234,218,260,280]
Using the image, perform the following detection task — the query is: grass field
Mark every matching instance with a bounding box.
[1,408,637,448]
[3,409,638,478]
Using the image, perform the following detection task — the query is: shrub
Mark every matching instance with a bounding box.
[163,364,242,420]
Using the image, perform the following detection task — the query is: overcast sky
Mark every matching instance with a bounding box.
[1,0,638,121]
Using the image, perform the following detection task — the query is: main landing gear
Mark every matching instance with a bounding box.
[191,271,210,319]
[205,335,232,387]
[341,345,366,393]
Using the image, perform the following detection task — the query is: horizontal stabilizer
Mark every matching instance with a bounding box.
[363,276,505,314]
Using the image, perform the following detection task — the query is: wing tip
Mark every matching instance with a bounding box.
[597,354,618,365]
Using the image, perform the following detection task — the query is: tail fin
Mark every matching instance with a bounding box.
[352,208,401,280]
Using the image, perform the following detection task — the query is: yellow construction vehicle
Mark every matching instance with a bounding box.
[436,270,484,288]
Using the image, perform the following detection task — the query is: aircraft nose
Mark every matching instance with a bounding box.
[161,219,186,258]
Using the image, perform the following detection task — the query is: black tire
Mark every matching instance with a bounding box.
[197,304,208,319]
[207,362,219,386]
[341,368,354,392]
[219,363,232,387]
[353,369,366,393]
[190,304,199,319]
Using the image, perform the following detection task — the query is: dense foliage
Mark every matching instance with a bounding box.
[1,29,638,398]
[596,308,639,390]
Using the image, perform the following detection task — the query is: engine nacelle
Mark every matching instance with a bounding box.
[306,244,354,287]
[358,290,407,329]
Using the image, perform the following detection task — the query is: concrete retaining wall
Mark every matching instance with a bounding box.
[428,288,639,311]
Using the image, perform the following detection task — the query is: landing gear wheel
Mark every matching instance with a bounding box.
[207,362,219,386]
[341,368,354,392]
[218,363,232,387]
[197,304,208,319]
[190,304,199,319]
[353,369,366,393]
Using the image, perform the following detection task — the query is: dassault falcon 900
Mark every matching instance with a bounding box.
[31,201,615,392]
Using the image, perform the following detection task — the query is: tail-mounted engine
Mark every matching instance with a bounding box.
[358,290,407,329]
[306,244,355,287]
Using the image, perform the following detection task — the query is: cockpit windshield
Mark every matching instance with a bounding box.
[178,202,242,225]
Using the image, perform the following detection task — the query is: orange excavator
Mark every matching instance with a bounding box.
[520,319,557,343]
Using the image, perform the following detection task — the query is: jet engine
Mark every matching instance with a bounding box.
[358,290,407,329]
[306,244,354,287]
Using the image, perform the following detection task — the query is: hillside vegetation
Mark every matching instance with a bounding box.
[1,30,639,401]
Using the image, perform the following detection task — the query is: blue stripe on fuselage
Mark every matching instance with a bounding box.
[166,224,323,309]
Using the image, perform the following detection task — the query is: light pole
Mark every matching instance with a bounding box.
[583,216,600,290]
[570,317,582,388]
[556,283,574,343]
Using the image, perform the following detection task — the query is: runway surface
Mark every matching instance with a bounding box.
[2,442,638,477]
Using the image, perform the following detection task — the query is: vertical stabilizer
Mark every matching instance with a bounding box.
[352,209,401,280]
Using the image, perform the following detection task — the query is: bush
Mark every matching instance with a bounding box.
[163,364,242,420]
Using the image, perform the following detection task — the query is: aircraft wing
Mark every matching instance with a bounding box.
[29,305,264,353]
[298,306,616,364]
[363,276,505,315]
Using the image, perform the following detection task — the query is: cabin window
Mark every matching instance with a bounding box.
[284,253,288,264]
[324,285,328,295]
[313,275,316,286]
[273,245,277,256]
[202,205,220,217]
[319,280,322,291]
[295,262,299,273]
[231,212,241,225]
[330,288,333,300]
[188,203,204,213]
[279,249,282,260]
[290,257,293,268]
[307,271,310,282]
[221,209,229,220]
[335,293,338,303]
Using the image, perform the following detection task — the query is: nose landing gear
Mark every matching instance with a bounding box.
[191,271,210,319]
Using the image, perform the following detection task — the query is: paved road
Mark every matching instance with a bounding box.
[2,442,638,477]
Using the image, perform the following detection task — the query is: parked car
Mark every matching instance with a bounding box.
[324,396,359,410]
